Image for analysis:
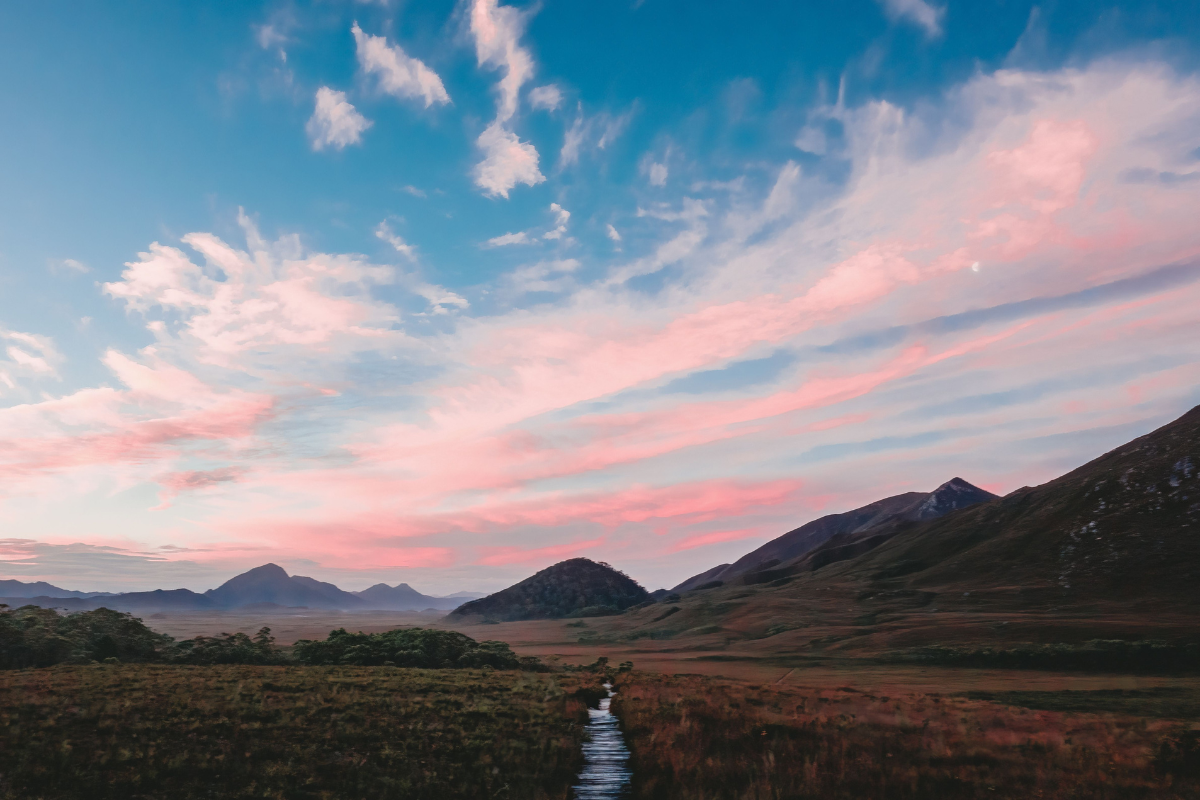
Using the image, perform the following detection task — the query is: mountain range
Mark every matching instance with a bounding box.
[0,580,114,600]
[674,477,997,591]
[597,403,1200,650]
[0,564,482,613]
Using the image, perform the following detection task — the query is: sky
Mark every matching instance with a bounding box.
[1,0,1200,595]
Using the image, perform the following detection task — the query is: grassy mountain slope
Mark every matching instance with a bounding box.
[603,406,1200,654]
[448,558,649,622]
[675,479,996,591]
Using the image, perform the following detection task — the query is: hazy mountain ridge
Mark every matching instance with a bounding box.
[1,564,477,614]
[0,580,114,600]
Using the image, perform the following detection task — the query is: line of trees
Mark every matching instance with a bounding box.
[0,604,538,670]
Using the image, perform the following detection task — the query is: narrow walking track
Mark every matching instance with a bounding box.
[572,683,632,799]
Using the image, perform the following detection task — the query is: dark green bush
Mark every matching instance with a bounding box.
[293,627,526,669]
[0,605,173,668]
[171,627,286,665]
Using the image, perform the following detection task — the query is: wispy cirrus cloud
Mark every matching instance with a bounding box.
[6,60,1200,592]
[0,328,62,392]
[483,203,571,247]
[878,0,945,37]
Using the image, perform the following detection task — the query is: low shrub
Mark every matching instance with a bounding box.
[171,627,286,665]
[293,626,525,669]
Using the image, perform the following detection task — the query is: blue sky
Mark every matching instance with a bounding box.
[1,0,1200,593]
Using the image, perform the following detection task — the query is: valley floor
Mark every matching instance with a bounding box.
[3,610,1193,799]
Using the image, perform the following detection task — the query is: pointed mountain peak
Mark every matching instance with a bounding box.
[937,477,980,491]
[913,478,998,520]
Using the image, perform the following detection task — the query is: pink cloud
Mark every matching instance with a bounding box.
[103,214,398,368]
[478,536,605,567]
[7,62,1200,592]
[0,354,274,491]
[665,528,764,554]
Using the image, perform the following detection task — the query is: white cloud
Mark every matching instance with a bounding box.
[49,258,89,274]
[103,210,398,368]
[468,0,544,198]
[485,204,571,247]
[306,87,372,151]
[649,162,668,187]
[256,24,289,60]
[794,125,828,154]
[468,0,533,124]
[352,23,451,108]
[253,8,297,64]
[606,224,622,243]
[401,185,427,198]
[473,122,545,198]
[560,113,586,167]
[0,328,62,390]
[6,346,52,373]
[485,231,532,247]
[878,0,944,37]
[505,258,580,294]
[529,84,562,111]
[375,220,417,261]
[543,203,570,240]
[374,222,466,313]
[411,284,469,314]
[559,106,633,169]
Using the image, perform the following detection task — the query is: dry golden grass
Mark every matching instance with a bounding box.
[0,664,598,800]
[612,671,1200,799]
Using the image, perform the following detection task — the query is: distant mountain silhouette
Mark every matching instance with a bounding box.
[448,558,650,622]
[203,564,363,609]
[1,564,479,614]
[674,478,997,591]
[352,583,468,611]
[0,579,112,600]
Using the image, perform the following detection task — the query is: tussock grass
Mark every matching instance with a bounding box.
[0,665,596,799]
[613,671,1200,799]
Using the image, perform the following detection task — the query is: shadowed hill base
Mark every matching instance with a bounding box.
[449,559,650,622]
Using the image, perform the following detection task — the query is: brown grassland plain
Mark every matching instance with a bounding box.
[0,664,596,800]
[4,610,1198,799]
[611,671,1200,799]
